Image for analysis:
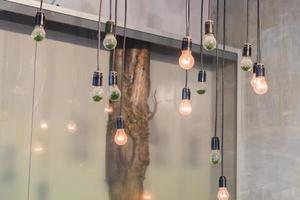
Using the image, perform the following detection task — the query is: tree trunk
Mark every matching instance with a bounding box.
[105,41,151,200]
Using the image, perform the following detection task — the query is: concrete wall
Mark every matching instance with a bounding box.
[0,18,237,200]
[224,0,300,199]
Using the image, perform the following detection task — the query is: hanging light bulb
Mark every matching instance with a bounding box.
[179,37,195,70]
[104,103,114,113]
[179,87,192,116]
[67,120,78,133]
[31,11,46,42]
[196,69,207,95]
[103,21,117,50]
[241,43,253,72]
[108,71,121,102]
[40,120,49,131]
[203,20,217,51]
[210,136,221,165]
[253,63,268,95]
[114,116,128,146]
[217,176,230,200]
[90,71,104,102]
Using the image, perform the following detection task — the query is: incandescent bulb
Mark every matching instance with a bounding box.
[253,76,268,95]
[104,104,113,113]
[196,82,207,95]
[31,25,46,42]
[108,85,121,102]
[91,86,104,102]
[142,192,152,200]
[103,33,117,50]
[67,121,77,133]
[218,187,230,200]
[179,50,195,70]
[203,33,217,51]
[210,149,222,165]
[114,129,128,146]
[40,120,49,131]
[179,99,192,116]
[240,56,253,72]
[250,73,257,87]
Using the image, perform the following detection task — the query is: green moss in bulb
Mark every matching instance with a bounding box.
[197,89,206,95]
[34,34,44,42]
[241,65,252,72]
[110,92,120,101]
[93,95,103,102]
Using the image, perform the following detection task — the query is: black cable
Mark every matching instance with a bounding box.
[39,0,44,11]
[208,0,211,19]
[257,0,261,62]
[119,0,127,116]
[97,0,103,71]
[214,0,220,138]
[221,0,226,177]
[200,0,204,67]
[109,0,112,20]
[110,0,118,71]
[185,0,191,36]
[246,0,249,42]
[185,70,188,87]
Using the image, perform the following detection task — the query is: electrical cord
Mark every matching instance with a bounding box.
[119,0,127,116]
[39,0,43,11]
[246,0,249,43]
[200,0,204,67]
[257,0,261,62]
[97,0,103,71]
[214,0,220,137]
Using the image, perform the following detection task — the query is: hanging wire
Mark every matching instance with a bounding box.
[110,0,118,72]
[208,0,211,19]
[214,0,220,137]
[257,0,261,62]
[26,42,38,200]
[185,70,188,87]
[119,0,127,116]
[109,0,112,20]
[185,0,191,36]
[200,0,204,67]
[39,0,44,11]
[246,0,249,43]
[96,0,103,71]
[221,0,226,177]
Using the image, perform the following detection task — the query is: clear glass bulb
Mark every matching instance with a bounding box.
[114,129,128,146]
[108,85,121,102]
[179,50,195,70]
[103,33,117,50]
[179,99,192,116]
[203,33,217,51]
[217,187,230,200]
[31,25,46,42]
[90,86,104,102]
[250,73,257,88]
[253,76,268,95]
[196,82,207,95]
[210,149,222,165]
[240,56,253,72]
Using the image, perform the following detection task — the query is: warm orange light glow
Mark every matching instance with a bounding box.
[142,192,152,200]
[40,120,48,131]
[179,50,195,70]
[250,73,257,88]
[104,104,113,113]
[253,76,268,95]
[179,99,192,116]
[114,129,128,146]
[217,187,230,200]
[67,121,78,133]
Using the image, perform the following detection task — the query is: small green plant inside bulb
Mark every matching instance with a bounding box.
[31,25,46,42]
[210,149,222,165]
[91,86,104,102]
[241,56,253,72]
[197,88,206,95]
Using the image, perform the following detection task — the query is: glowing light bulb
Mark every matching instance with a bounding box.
[104,104,113,113]
[103,21,117,50]
[33,143,44,153]
[218,187,230,200]
[67,121,77,133]
[179,88,192,116]
[40,120,49,131]
[241,56,253,72]
[103,33,117,50]
[203,33,217,51]
[114,129,128,146]
[250,73,257,87]
[179,99,192,116]
[254,76,268,95]
[91,86,104,102]
[109,85,121,102]
[179,50,195,70]
[142,192,152,200]
[31,12,46,42]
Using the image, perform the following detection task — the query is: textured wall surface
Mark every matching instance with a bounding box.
[224,0,300,199]
[0,18,237,199]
